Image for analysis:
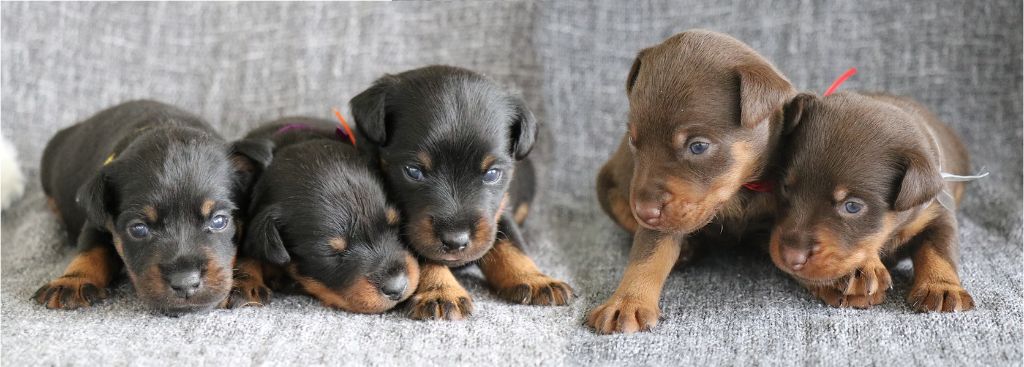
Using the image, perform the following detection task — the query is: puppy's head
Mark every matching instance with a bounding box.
[78,128,272,315]
[244,141,419,313]
[350,66,536,266]
[624,30,796,233]
[769,93,943,284]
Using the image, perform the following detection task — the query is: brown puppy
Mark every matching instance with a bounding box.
[770,91,975,313]
[589,30,797,333]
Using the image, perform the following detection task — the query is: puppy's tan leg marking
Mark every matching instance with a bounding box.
[408,262,473,320]
[478,240,573,306]
[586,229,680,334]
[33,245,121,310]
[224,257,271,309]
[908,244,973,312]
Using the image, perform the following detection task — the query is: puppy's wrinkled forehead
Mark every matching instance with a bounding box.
[787,95,912,196]
[389,76,513,153]
[119,133,234,205]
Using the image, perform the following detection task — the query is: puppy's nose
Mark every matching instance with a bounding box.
[379,274,408,301]
[440,230,471,252]
[780,244,814,271]
[634,200,663,226]
[164,269,203,298]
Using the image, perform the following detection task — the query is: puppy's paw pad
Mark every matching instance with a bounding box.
[585,295,659,334]
[908,282,975,313]
[496,274,574,306]
[408,286,473,321]
[32,276,108,310]
[225,282,272,309]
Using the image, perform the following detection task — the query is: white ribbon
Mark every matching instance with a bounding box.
[936,170,989,210]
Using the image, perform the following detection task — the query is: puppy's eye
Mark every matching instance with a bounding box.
[688,141,710,155]
[127,222,150,239]
[403,166,425,181]
[842,201,864,215]
[483,168,502,184]
[209,214,230,231]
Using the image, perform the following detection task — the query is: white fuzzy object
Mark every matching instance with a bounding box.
[1,134,25,211]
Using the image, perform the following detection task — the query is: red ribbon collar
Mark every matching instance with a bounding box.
[742,180,775,193]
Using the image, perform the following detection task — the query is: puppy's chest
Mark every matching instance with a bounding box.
[699,191,776,245]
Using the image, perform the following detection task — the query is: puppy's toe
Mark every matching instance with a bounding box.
[842,264,891,299]
[908,282,974,313]
[408,286,473,321]
[807,285,845,308]
[33,277,108,310]
[495,274,574,306]
[225,282,272,309]
[585,295,659,334]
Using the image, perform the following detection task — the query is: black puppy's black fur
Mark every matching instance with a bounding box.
[351,66,537,265]
[351,65,571,321]
[240,117,419,313]
[36,100,271,315]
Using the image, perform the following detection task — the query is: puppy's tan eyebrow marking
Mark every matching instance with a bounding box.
[833,186,849,202]
[143,206,158,222]
[329,237,347,252]
[386,208,400,225]
[417,152,432,170]
[201,199,215,217]
[481,155,496,170]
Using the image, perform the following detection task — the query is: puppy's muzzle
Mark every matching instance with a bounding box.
[159,258,208,299]
[438,230,471,253]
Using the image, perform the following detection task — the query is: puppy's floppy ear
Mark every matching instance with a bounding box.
[350,75,398,145]
[508,95,538,160]
[76,167,117,226]
[243,204,290,265]
[892,147,944,211]
[781,93,817,135]
[228,138,274,200]
[736,63,797,128]
[625,49,647,95]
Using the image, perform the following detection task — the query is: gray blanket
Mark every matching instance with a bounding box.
[2,1,1021,366]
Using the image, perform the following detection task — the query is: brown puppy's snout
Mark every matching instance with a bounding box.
[633,186,672,228]
[779,230,819,271]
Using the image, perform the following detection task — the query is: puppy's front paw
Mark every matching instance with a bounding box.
[32,276,109,310]
[494,273,574,306]
[225,278,272,309]
[838,263,892,308]
[408,285,473,321]
[586,295,659,334]
[908,281,975,312]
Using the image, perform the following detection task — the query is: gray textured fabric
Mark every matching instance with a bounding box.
[2,1,1021,366]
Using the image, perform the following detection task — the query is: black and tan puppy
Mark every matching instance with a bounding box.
[35,100,272,315]
[770,91,975,312]
[239,117,420,313]
[588,30,798,333]
[350,65,572,320]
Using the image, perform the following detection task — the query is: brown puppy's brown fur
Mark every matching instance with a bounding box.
[589,30,797,334]
[769,91,974,313]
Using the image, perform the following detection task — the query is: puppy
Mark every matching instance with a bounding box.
[588,30,797,333]
[350,65,572,320]
[770,91,975,312]
[35,100,271,315]
[240,117,420,313]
